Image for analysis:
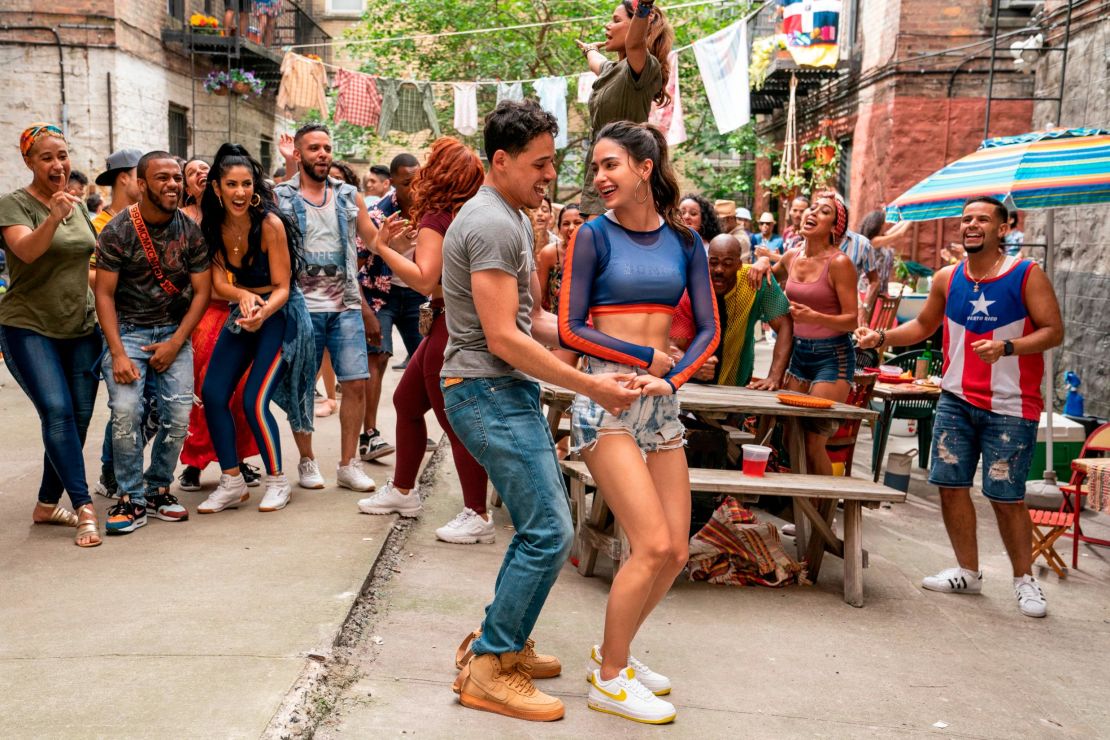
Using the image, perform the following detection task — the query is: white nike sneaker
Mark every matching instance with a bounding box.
[337,458,375,492]
[921,566,983,594]
[586,644,671,696]
[258,474,292,512]
[197,474,249,514]
[297,457,326,489]
[587,667,675,724]
[435,508,496,544]
[357,480,421,517]
[1014,574,1047,618]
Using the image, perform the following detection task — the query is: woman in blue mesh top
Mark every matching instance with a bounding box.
[558,120,718,724]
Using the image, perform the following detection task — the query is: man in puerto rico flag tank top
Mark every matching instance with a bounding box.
[856,196,1064,618]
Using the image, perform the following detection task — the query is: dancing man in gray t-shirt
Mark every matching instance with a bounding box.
[441,101,638,722]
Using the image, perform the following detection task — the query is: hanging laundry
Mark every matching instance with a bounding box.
[452,82,478,136]
[377,79,441,139]
[780,0,842,68]
[334,68,383,128]
[277,52,329,118]
[496,81,523,104]
[649,52,687,146]
[532,77,568,149]
[577,72,598,104]
[693,20,750,135]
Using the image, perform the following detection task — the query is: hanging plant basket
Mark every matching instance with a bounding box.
[813,145,836,166]
[212,84,230,96]
[231,81,252,95]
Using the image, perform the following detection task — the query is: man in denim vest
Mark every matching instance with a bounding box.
[274,124,380,492]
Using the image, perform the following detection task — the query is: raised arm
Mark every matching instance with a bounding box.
[664,240,720,390]
[624,0,654,75]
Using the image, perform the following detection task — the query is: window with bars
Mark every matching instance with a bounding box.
[259,135,273,174]
[168,105,189,159]
[837,137,853,205]
[167,0,186,23]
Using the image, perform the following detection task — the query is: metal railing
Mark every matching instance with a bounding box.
[168,0,331,65]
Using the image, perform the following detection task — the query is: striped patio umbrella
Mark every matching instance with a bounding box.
[885,127,1110,223]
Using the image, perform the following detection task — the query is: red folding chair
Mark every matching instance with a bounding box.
[1059,422,1110,569]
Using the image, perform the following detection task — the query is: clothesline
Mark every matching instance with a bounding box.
[282,0,741,51]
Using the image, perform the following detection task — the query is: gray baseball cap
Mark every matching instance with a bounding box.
[736,207,753,220]
[95,148,143,186]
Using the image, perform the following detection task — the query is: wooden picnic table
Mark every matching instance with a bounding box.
[870,381,942,482]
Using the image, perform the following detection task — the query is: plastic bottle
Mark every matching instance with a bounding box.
[915,342,933,379]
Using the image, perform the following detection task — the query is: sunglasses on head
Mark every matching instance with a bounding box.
[305,264,341,277]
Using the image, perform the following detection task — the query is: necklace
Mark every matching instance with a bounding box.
[302,179,329,208]
[966,252,1005,292]
[225,222,248,257]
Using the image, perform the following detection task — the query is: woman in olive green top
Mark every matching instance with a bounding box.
[0,124,103,547]
[577,0,673,216]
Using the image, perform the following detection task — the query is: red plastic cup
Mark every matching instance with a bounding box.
[741,444,772,477]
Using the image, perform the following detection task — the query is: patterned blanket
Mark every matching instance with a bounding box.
[1087,460,1110,513]
[688,497,807,587]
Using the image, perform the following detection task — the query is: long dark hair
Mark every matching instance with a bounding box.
[201,143,303,279]
[595,121,692,245]
[681,193,722,242]
[858,209,885,241]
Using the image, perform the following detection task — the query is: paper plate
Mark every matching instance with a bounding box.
[776,393,836,409]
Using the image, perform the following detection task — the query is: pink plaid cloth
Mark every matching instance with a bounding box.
[335,68,383,128]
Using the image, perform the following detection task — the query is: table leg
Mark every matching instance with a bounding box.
[782,417,811,562]
[546,399,569,441]
[804,499,837,580]
[872,399,896,483]
[843,501,864,607]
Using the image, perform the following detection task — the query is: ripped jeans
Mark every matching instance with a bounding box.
[101,324,194,505]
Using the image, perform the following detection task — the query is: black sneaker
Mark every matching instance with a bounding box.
[240,462,262,487]
[178,466,202,492]
[147,490,189,522]
[360,429,395,461]
[94,465,119,499]
[105,497,147,535]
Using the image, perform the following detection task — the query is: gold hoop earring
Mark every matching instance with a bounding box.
[250,193,261,207]
[634,177,650,204]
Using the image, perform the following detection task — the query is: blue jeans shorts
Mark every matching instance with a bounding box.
[570,358,684,454]
[928,391,1038,502]
[310,309,369,381]
[787,334,855,385]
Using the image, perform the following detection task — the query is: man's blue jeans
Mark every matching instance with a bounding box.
[101,324,194,505]
[442,377,574,656]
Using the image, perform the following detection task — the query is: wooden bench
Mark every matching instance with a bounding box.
[559,460,906,607]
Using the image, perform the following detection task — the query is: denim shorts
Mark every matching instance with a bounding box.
[570,358,684,454]
[787,334,855,385]
[928,391,1038,502]
[310,309,369,381]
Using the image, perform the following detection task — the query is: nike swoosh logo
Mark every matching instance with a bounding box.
[593,683,627,702]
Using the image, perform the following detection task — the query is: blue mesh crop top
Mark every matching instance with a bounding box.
[558,214,719,390]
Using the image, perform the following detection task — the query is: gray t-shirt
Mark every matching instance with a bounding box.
[441,186,535,379]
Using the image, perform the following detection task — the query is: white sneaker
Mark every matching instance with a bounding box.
[922,566,983,594]
[197,474,249,514]
[297,457,326,489]
[1014,575,1047,618]
[435,508,496,544]
[258,474,292,512]
[337,458,376,492]
[587,667,675,724]
[586,644,671,696]
[357,480,421,517]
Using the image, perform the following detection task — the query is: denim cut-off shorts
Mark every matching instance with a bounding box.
[928,391,1038,502]
[787,334,855,385]
[570,358,685,455]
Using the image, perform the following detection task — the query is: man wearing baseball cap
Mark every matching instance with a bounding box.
[92,148,143,234]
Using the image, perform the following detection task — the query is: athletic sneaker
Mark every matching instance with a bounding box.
[359,430,395,461]
[455,653,564,722]
[258,474,292,512]
[197,474,249,514]
[921,567,983,594]
[297,457,326,489]
[94,465,119,499]
[586,644,671,696]
[337,458,376,492]
[435,508,496,544]
[587,667,676,724]
[357,481,421,517]
[240,462,262,487]
[105,497,147,535]
[1014,575,1047,618]
[147,489,189,522]
[178,466,202,492]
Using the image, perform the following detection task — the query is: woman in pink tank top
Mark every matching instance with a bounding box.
[769,191,859,475]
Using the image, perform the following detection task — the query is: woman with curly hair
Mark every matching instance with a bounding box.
[678,193,722,243]
[355,138,492,545]
[578,0,673,217]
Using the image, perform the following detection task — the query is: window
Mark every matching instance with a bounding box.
[836,137,852,205]
[326,0,366,16]
[168,105,189,159]
[167,0,185,23]
[259,135,273,174]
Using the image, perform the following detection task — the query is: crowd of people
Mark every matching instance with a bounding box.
[1,0,1064,728]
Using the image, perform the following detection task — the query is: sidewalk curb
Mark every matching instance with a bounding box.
[262,437,447,740]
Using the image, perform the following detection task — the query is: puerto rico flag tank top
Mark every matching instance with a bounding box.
[941,256,1044,421]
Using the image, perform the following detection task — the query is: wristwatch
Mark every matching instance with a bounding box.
[1003,339,1015,357]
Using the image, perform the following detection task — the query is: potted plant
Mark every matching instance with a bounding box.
[189,13,221,35]
[228,69,266,98]
[805,135,838,166]
[204,70,230,96]
[761,170,808,200]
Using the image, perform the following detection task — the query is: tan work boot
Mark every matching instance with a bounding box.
[455,629,562,679]
[454,653,565,722]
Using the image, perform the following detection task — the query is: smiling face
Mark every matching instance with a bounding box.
[24,136,71,194]
[558,206,584,245]
[212,164,255,220]
[960,201,1008,254]
[592,137,652,210]
[604,4,632,53]
[679,199,702,233]
[800,197,837,242]
[184,160,210,200]
[536,198,552,231]
[707,235,743,297]
[139,158,183,214]
[493,133,557,211]
[295,131,333,183]
[364,172,389,197]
